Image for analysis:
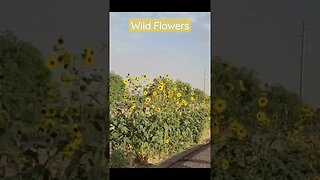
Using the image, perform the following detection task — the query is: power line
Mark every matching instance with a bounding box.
[299,21,306,101]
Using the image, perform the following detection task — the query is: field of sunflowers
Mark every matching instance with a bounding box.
[0,32,107,179]
[109,72,210,167]
[212,56,320,179]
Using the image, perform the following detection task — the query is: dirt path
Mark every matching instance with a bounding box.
[145,141,211,168]
[168,143,210,168]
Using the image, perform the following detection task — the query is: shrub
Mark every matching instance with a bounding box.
[0,30,50,124]
[109,71,125,104]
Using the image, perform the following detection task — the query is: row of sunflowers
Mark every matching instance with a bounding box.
[212,56,320,179]
[109,72,210,167]
[0,33,107,179]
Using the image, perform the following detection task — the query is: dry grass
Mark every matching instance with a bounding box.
[147,122,211,165]
[198,122,211,144]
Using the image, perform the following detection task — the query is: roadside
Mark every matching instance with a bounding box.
[144,139,210,168]
[168,142,210,168]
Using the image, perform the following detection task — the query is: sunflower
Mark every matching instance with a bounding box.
[176,93,182,98]
[83,48,94,56]
[229,121,241,131]
[83,53,94,65]
[236,126,247,140]
[135,76,140,82]
[258,97,268,107]
[213,99,227,114]
[147,83,152,88]
[190,96,195,102]
[256,111,267,122]
[63,144,75,157]
[143,91,148,96]
[45,58,58,71]
[129,105,135,112]
[152,91,157,96]
[72,138,83,147]
[123,79,129,84]
[302,105,315,118]
[157,85,164,91]
[313,176,320,180]
[221,159,229,171]
[302,105,310,113]
[158,80,164,85]
[191,92,195,96]
[143,74,147,78]
[57,55,64,65]
[66,124,82,139]
[63,138,83,158]
[145,97,151,104]
[156,107,161,113]
[182,99,188,106]
[308,111,316,119]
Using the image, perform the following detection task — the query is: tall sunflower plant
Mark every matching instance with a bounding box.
[110,73,210,167]
[32,36,108,179]
[211,57,320,179]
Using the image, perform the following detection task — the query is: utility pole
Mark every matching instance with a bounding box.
[299,21,306,101]
[204,67,206,93]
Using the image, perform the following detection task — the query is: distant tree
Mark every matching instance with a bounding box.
[0,30,50,123]
[109,71,125,103]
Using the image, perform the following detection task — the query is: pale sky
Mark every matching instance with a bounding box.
[110,12,211,95]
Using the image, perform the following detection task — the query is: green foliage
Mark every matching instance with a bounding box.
[0,33,108,179]
[110,74,210,167]
[212,56,320,179]
[0,30,50,123]
[109,71,125,104]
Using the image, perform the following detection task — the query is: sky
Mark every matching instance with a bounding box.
[213,0,320,108]
[0,0,108,68]
[0,0,109,101]
[2,1,318,106]
[110,12,211,95]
